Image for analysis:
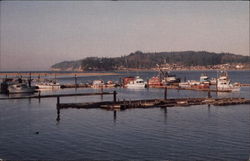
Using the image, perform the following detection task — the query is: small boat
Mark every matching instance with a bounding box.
[105,80,117,88]
[91,80,105,88]
[8,83,36,94]
[35,80,60,89]
[189,80,209,89]
[179,82,190,88]
[126,76,146,88]
[217,72,240,91]
[179,80,209,89]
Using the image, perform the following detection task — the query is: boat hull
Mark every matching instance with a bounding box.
[36,84,61,89]
[8,87,36,94]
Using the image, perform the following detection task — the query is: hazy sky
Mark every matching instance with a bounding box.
[0,1,249,70]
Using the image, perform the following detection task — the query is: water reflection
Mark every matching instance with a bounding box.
[113,110,117,123]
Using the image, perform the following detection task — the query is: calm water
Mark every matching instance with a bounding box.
[0,71,250,160]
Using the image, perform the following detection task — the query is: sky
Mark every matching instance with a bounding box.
[0,1,249,71]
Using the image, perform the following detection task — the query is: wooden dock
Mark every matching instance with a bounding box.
[57,97,250,110]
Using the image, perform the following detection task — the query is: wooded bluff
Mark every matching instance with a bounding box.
[51,51,250,71]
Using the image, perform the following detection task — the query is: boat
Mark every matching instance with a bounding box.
[8,83,36,94]
[1,77,35,94]
[105,80,117,88]
[91,80,105,88]
[148,76,162,87]
[162,73,181,85]
[217,72,240,91]
[179,80,209,89]
[122,76,136,87]
[35,80,60,89]
[179,82,190,88]
[148,69,180,87]
[1,78,16,93]
[126,76,146,88]
[200,73,210,84]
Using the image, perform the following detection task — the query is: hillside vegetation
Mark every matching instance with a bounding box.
[51,51,250,71]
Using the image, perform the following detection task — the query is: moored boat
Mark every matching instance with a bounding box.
[122,76,136,87]
[200,73,210,84]
[35,80,61,89]
[91,80,105,88]
[126,76,146,88]
[105,80,117,88]
[8,83,36,94]
[163,73,181,85]
[217,72,240,92]
[148,76,162,87]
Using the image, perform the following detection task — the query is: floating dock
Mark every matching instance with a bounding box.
[57,97,250,110]
[0,92,113,100]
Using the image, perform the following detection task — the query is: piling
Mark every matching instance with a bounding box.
[113,110,117,120]
[56,106,60,122]
[164,87,167,100]
[28,72,31,87]
[208,89,211,98]
[38,91,41,103]
[113,91,117,103]
[57,96,60,106]
[74,74,77,88]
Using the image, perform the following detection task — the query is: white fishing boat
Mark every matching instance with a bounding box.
[8,83,36,94]
[126,76,146,88]
[35,81,61,89]
[217,72,240,92]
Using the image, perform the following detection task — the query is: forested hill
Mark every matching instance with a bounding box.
[51,51,250,71]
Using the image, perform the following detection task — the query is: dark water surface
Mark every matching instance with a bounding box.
[0,71,250,160]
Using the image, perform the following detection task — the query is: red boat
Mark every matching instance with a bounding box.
[122,77,136,87]
[148,76,163,87]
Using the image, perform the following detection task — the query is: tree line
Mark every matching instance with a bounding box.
[51,51,250,71]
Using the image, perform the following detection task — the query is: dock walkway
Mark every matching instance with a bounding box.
[0,92,113,100]
[57,97,250,110]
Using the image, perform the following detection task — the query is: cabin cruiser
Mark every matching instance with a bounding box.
[217,72,240,92]
[126,76,146,88]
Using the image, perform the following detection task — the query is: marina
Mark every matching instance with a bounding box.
[1,71,250,161]
[1,1,249,160]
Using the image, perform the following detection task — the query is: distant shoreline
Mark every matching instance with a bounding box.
[0,69,250,77]
[0,72,121,77]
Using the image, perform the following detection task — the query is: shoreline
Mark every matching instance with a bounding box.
[0,72,122,77]
[0,69,250,77]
